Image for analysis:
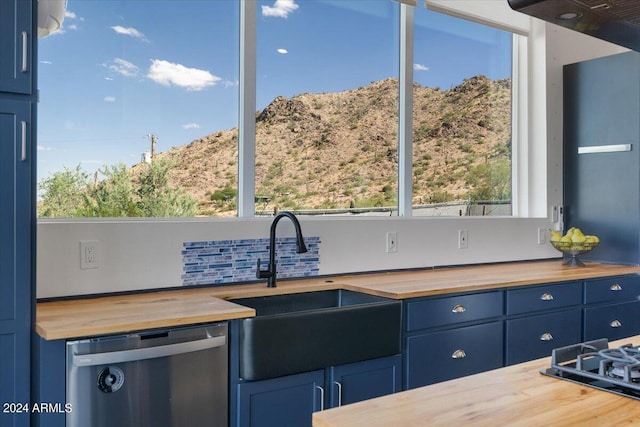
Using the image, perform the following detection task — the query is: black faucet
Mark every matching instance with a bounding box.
[256,211,308,288]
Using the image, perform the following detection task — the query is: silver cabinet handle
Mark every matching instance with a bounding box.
[71,335,226,367]
[451,349,466,359]
[20,121,27,161]
[315,385,325,411]
[451,304,466,313]
[540,293,554,301]
[540,332,553,341]
[610,284,622,291]
[333,381,342,407]
[610,320,622,328]
[21,31,28,72]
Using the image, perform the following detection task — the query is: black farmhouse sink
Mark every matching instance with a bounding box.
[230,290,402,381]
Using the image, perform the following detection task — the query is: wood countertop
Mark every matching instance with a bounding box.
[337,260,640,299]
[36,260,640,340]
[312,335,640,427]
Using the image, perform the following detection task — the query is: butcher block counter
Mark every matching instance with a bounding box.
[36,260,640,340]
[312,335,640,427]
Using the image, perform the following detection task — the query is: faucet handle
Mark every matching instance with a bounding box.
[256,258,272,279]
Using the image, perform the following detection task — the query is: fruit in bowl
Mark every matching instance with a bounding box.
[549,227,599,266]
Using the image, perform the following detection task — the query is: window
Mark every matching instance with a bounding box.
[37,0,239,217]
[255,0,399,215]
[37,0,525,219]
[411,7,513,216]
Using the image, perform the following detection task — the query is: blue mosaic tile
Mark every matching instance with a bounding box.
[181,236,321,286]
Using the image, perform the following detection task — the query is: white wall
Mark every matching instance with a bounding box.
[36,20,628,299]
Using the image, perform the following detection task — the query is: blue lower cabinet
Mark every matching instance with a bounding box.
[405,321,503,389]
[506,309,582,365]
[235,355,402,427]
[584,301,640,341]
[237,370,324,427]
[327,355,402,408]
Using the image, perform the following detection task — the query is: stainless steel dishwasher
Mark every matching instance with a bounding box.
[66,323,228,427]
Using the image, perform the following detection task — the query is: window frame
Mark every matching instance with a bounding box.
[238,0,532,219]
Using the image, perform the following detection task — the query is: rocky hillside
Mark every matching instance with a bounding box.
[149,75,511,216]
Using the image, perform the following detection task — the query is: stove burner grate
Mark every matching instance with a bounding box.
[541,338,640,400]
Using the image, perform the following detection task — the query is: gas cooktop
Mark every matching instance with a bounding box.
[541,339,640,400]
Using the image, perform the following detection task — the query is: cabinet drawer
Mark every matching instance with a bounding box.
[506,282,582,315]
[405,291,503,331]
[405,322,503,389]
[506,309,582,365]
[584,301,640,341]
[584,275,640,304]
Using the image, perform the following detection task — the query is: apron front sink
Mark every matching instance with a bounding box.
[230,290,401,381]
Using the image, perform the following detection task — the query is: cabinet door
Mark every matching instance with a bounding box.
[405,322,503,389]
[584,301,640,341]
[237,370,324,427]
[563,52,640,264]
[0,100,32,427]
[328,355,401,408]
[0,0,32,94]
[506,309,582,365]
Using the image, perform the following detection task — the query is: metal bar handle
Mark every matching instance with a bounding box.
[333,381,343,407]
[315,385,325,411]
[20,121,27,161]
[21,31,28,72]
[71,335,226,367]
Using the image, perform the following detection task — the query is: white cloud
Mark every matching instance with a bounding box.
[104,96,116,103]
[223,80,239,88]
[182,123,201,130]
[262,0,299,18]
[147,59,221,91]
[40,60,53,65]
[414,63,429,71]
[65,11,78,20]
[277,48,288,54]
[110,25,148,41]
[37,145,51,152]
[106,58,140,77]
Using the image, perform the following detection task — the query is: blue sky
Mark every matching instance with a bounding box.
[37,0,511,184]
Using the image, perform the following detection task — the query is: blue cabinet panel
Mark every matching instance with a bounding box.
[405,291,502,331]
[237,370,324,427]
[328,355,401,408]
[0,98,32,427]
[405,321,503,389]
[584,301,640,341]
[506,309,582,365]
[0,0,32,94]
[506,282,582,315]
[584,275,640,304]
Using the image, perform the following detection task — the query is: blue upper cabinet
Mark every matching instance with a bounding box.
[0,1,35,426]
[0,0,33,95]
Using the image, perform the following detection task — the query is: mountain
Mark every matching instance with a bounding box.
[148,75,511,216]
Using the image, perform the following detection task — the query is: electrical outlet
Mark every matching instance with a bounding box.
[386,232,398,253]
[538,227,546,245]
[80,240,100,269]
[458,229,468,249]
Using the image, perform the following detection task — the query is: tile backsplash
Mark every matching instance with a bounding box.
[181,236,320,286]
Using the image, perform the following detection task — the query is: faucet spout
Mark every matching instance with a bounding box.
[256,211,308,288]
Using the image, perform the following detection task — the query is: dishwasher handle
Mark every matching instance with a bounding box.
[71,335,226,367]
